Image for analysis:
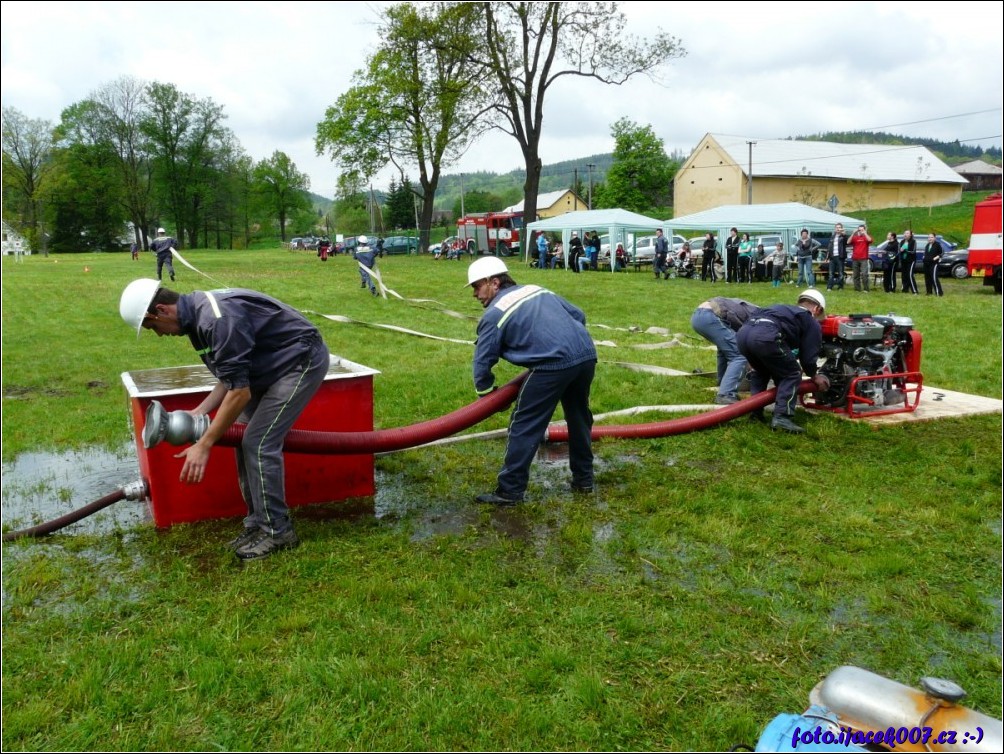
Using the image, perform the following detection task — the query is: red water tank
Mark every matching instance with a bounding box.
[122,356,378,527]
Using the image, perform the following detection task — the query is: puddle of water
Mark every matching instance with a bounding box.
[2,442,150,535]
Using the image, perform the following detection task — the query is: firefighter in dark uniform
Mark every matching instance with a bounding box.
[737,289,830,434]
[119,279,330,559]
[467,257,597,504]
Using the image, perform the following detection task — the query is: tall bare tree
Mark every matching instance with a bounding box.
[463,1,684,223]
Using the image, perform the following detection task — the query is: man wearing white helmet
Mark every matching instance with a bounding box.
[466,257,597,505]
[150,227,177,282]
[354,235,378,296]
[118,278,330,559]
[736,289,830,434]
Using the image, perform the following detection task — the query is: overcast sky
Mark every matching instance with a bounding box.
[3,1,1001,198]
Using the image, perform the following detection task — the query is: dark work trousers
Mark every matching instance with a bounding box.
[156,252,175,281]
[496,360,596,499]
[235,337,330,536]
[737,321,802,419]
[923,263,943,296]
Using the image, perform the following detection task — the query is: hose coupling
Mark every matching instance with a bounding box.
[142,400,211,448]
[121,479,149,501]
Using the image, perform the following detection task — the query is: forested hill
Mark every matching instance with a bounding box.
[798,132,1001,163]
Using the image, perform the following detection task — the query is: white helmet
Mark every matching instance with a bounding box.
[358,234,369,245]
[156,227,166,235]
[798,288,826,314]
[120,278,162,335]
[466,256,508,287]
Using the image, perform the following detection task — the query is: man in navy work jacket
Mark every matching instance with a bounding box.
[119,279,330,560]
[736,289,830,434]
[467,257,597,505]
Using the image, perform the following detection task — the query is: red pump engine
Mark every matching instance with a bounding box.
[802,313,923,418]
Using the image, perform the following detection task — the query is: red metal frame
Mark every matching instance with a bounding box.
[802,371,923,418]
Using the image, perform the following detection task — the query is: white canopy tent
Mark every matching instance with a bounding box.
[665,202,866,278]
[525,208,666,272]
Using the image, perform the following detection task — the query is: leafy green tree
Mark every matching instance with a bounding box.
[316,2,492,252]
[459,1,684,224]
[252,150,310,242]
[48,102,126,252]
[594,118,676,214]
[2,107,55,252]
[142,82,227,247]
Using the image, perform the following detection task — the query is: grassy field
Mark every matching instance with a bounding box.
[2,239,1001,750]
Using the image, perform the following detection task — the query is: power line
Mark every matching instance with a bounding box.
[860,109,1002,133]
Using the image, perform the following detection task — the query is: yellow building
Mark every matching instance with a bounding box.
[674,134,966,217]
[503,189,588,219]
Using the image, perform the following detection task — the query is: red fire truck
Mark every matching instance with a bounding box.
[966,193,1002,293]
[456,211,523,257]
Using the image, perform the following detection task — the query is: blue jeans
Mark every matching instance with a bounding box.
[235,338,330,535]
[797,256,815,287]
[691,307,746,400]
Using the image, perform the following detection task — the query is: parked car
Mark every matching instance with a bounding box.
[866,233,958,271]
[937,247,970,279]
[382,235,419,255]
[630,233,688,263]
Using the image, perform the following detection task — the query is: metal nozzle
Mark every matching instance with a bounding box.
[142,400,211,448]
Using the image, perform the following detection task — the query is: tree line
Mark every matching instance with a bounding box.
[2,79,314,254]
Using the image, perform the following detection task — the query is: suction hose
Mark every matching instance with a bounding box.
[2,480,148,542]
[547,381,815,441]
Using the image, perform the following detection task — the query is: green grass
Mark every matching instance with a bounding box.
[2,239,1001,751]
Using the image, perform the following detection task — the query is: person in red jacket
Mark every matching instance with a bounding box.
[849,225,873,292]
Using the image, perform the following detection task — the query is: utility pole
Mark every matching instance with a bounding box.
[573,168,579,210]
[369,183,375,233]
[746,142,756,205]
[459,173,465,218]
[586,163,595,210]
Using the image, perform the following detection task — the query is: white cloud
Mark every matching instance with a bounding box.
[2,0,1000,198]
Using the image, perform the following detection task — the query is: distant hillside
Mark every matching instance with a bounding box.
[432,153,614,210]
[309,192,333,214]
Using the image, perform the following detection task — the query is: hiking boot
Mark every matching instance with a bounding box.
[226,526,261,551]
[475,491,522,507]
[771,415,806,434]
[235,529,300,560]
[713,394,739,405]
[570,481,594,494]
[749,409,767,424]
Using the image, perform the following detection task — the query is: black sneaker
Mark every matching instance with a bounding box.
[226,527,260,551]
[475,491,522,506]
[749,409,767,423]
[713,395,739,405]
[570,482,594,494]
[771,415,806,434]
[235,529,300,560]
